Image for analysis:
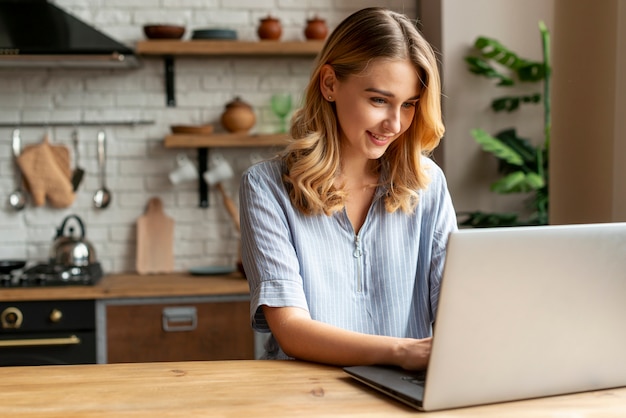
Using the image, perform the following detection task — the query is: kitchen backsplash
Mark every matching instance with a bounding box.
[0,0,416,274]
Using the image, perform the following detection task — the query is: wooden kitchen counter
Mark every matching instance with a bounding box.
[0,360,624,417]
[0,272,249,302]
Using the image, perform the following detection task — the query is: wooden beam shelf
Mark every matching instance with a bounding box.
[164,133,289,148]
[136,40,323,107]
[136,40,324,56]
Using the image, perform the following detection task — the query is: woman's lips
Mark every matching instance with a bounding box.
[368,131,393,146]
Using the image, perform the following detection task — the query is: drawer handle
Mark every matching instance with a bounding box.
[162,307,197,332]
[0,335,81,348]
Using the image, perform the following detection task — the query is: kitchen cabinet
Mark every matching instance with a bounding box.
[1,273,256,363]
[137,40,323,207]
[104,296,253,363]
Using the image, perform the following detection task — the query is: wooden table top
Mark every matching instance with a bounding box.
[0,272,250,302]
[0,360,624,417]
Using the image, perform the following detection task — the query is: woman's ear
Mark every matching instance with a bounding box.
[319,64,337,101]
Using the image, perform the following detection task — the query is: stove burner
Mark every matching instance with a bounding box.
[0,263,103,287]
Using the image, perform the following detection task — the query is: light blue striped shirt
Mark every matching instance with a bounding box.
[240,157,458,359]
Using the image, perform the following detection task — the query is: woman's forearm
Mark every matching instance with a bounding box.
[263,306,431,370]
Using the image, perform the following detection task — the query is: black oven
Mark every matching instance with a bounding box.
[0,299,96,366]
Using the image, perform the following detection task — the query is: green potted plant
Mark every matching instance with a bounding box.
[459,21,551,227]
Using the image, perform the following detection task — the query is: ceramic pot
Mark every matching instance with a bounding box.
[221,97,256,133]
[304,16,328,40]
[257,16,282,40]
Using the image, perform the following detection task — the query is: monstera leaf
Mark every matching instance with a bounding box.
[466,36,545,114]
[471,129,523,166]
[491,171,545,194]
[491,93,541,112]
[465,56,513,86]
[472,37,545,82]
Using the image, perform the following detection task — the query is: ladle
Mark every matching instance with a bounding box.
[93,130,111,209]
[8,129,26,211]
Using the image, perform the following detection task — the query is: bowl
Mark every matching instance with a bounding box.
[143,24,186,40]
[170,124,214,135]
[191,28,237,40]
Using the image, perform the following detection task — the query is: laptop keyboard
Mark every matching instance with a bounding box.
[401,371,427,387]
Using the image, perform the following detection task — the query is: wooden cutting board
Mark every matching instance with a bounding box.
[136,197,175,274]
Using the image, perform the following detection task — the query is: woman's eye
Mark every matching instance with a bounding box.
[371,97,386,105]
[402,101,418,109]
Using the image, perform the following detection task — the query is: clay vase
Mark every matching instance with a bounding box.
[304,16,328,40]
[221,97,256,133]
[257,15,282,40]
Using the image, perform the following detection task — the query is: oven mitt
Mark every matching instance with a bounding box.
[17,135,75,208]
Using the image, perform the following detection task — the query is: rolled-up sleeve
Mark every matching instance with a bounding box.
[239,162,310,332]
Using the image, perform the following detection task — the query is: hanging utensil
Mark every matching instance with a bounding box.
[92,130,111,209]
[8,129,26,211]
[70,129,85,191]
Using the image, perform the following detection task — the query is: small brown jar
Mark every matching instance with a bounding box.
[221,97,256,133]
[257,15,282,40]
[304,16,328,40]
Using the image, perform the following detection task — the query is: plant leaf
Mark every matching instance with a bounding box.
[490,171,527,193]
[495,129,539,165]
[525,172,545,189]
[474,37,520,68]
[464,56,514,86]
[471,129,524,166]
[517,62,545,82]
[492,97,520,112]
[472,37,545,83]
[491,93,541,112]
[491,171,544,193]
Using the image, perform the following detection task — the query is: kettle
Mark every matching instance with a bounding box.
[50,214,97,267]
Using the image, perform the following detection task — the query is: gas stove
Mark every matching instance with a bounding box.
[0,263,103,288]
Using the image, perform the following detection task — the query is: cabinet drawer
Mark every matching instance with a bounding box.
[106,301,253,363]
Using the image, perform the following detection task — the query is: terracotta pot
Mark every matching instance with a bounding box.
[257,16,282,40]
[221,97,256,133]
[304,16,328,40]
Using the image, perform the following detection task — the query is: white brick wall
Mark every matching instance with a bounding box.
[0,1,416,273]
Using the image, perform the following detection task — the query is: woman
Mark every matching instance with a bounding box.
[240,7,457,370]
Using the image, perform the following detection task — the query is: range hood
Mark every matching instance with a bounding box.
[0,0,139,68]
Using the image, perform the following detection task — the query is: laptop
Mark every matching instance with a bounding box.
[345,222,626,411]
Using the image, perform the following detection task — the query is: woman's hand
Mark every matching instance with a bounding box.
[394,336,432,370]
[263,305,432,371]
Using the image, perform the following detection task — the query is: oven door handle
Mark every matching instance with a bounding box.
[0,335,81,348]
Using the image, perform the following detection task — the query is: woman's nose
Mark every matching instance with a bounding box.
[383,108,402,133]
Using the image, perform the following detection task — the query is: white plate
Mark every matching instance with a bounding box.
[189,265,236,276]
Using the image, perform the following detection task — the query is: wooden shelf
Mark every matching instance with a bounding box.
[164,133,289,148]
[136,40,324,56]
[136,40,323,107]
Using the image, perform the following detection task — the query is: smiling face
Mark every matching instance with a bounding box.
[320,58,420,164]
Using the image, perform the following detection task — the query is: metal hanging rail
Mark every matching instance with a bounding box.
[0,120,155,127]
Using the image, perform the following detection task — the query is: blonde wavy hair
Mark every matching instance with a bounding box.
[283,7,444,216]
